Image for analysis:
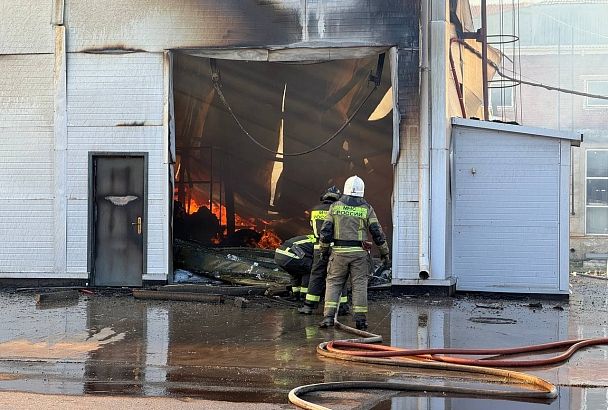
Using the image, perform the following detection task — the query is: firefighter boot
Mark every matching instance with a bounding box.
[287,291,302,302]
[354,313,368,330]
[298,302,316,315]
[337,303,350,316]
[319,316,335,328]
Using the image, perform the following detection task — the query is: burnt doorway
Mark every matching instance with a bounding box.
[171,53,394,255]
[90,154,147,287]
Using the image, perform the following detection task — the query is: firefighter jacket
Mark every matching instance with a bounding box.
[310,200,334,240]
[319,195,388,255]
[274,235,316,272]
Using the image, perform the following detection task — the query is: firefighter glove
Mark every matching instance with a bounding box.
[378,242,390,268]
[378,242,390,258]
[320,243,331,261]
[381,254,391,269]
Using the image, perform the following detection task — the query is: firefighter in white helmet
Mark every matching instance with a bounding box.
[318,175,390,330]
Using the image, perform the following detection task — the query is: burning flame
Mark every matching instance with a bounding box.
[176,191,283,249]
[186,198,256,228]
[257,230,282,250]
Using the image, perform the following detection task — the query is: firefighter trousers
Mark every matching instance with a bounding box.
[306,249,348,306]
[323,250,369,317]
[283,259,310,297]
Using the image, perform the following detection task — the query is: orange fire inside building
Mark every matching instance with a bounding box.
[174,191,283,249]
[185,197,255,229]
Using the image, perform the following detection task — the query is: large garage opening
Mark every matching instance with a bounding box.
[171,50,395,283]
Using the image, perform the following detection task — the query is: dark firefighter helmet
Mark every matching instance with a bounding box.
[320,186,341,202]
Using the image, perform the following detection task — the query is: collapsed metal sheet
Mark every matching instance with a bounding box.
[182,47,390,62]
[173,52,394,246]
[174,240,291,287]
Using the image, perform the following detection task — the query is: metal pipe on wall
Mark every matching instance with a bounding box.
[419,0,431,277]
[481,0,489,120]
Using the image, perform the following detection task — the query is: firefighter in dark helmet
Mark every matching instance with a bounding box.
[274,235,316,301]
[298,186,348,315]
[318,176,390,330]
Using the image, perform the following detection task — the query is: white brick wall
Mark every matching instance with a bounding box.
[0,55,55,274]
[394,124,420,279]
[0,1,54,54]
[66,53,168,278]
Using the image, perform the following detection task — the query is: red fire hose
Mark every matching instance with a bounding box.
[288,320,608,410]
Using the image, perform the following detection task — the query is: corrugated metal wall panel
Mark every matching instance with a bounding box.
[64,0,417,53]
[67,53,164,127]
[0,1,54,54]
[65,52,167,276]
[66,200,87,274]
[453,128,561,293]
[66,127,165,197]
[0,200,55,272]
[0,55,55,127]
[0,55,55,274]
[146,199,166,276]
[0,128,54,198]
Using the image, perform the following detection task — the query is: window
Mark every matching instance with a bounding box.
[585,80,608,108]
[586,150,608,234]
[490,86,514,112]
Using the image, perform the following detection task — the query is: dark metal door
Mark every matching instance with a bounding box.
[91,155,145,286]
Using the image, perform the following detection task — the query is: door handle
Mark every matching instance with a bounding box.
[131,217,142,235]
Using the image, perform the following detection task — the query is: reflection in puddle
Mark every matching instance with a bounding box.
[0,328,124,360]
[368,387,608,409]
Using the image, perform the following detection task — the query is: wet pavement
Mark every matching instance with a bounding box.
[0,275,605,409]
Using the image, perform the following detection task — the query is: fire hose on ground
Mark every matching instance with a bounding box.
[288,320,608,410]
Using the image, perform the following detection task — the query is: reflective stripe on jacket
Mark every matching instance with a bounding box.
[310,201,332,239]
[274,235,316,269]
[319,196,386,247]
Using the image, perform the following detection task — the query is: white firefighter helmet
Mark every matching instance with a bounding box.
[344,175,365,197]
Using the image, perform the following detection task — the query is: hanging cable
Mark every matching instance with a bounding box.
[209,58,381,157]
[517,0,523,121]
[455,39,608,101]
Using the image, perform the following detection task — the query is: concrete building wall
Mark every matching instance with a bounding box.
[570,142,608,265]
[481,1,608,266]
[493,50,608,265]
[497,52,608,132]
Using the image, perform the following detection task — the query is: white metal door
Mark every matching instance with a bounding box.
[452,128,561,293]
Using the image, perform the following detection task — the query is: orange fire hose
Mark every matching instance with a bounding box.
[327,337,608,367]
[288,320,608,410]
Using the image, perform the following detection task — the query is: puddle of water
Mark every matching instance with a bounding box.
[0,276,604,401]
[363,387,608,410]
